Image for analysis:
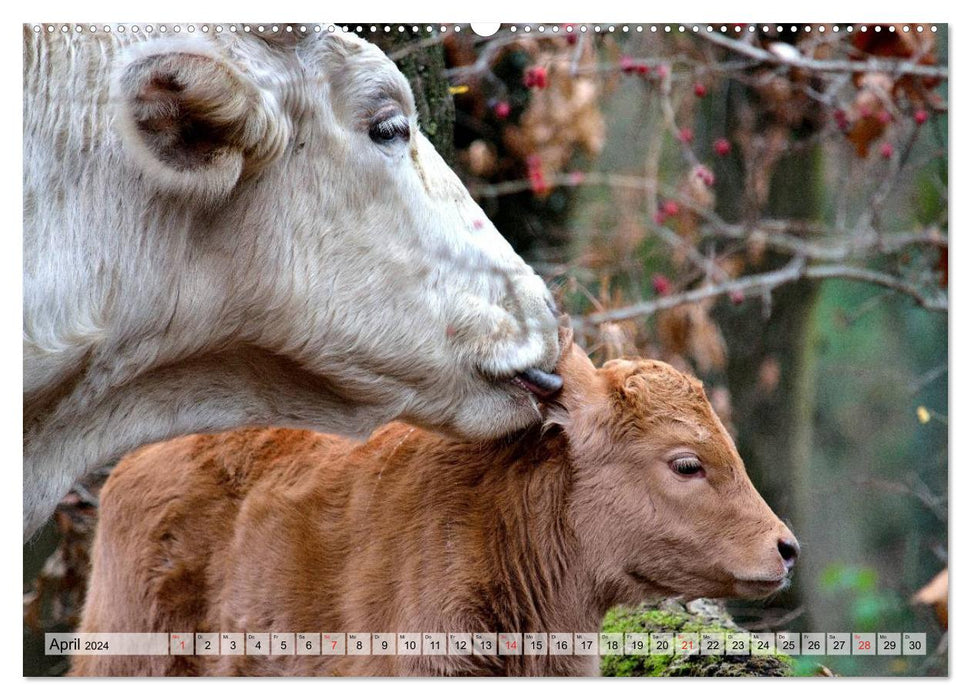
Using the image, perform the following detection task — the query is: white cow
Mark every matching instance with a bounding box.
[23,26,562,539]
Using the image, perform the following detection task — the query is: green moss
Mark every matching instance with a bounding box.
[600,600,795,677]
[604,606,690,632]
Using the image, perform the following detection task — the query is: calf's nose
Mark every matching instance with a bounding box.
[777,536,800,571]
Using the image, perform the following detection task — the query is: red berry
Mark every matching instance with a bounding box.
[834,109,849,131]
[493,101,511,119]
[880,142,894,159]
[729,290,745,305]
[527,155,549,195]
[877,110,892,125]
[653,200,679,225]
[620,55,636,74]
[693,165,715,188]
[714,138,731,156]
[524,66,548,89]
[693,82,707,98]
[678,127,694,144]
[652,274,672,296]
[915,109,929,125]
[636,63,650,76]
[859,106,873,119]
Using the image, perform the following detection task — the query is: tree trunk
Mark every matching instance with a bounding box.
[373,33,455,164]
[715,144,823,631]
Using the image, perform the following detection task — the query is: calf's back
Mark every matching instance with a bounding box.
[75,424,592,676]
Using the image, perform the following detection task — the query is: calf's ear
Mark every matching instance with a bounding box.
[601,359,651,408]
[112,41,289,202]
[545,335,599,424]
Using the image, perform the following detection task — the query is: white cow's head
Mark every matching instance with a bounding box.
[110,29,561,439]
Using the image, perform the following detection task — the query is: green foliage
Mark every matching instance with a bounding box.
[818,564,907,633]
[820,563,878,593]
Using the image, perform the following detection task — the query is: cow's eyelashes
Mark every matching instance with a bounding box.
[368,113,410,145]
[670,457,705,478]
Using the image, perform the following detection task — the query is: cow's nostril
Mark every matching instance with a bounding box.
[778,537,800,569]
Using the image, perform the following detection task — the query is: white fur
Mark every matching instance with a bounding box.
[22,26,559,539]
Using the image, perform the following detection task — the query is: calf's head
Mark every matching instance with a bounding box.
[109,29,559,438]
[553,341,798,602]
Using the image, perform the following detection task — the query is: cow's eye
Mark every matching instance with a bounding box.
[369,112,410,145]
[670,457,705,478]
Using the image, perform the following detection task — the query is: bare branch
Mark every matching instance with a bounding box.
[910,363,947,394]
[697,30,949,80]
[471,172,947,261]
[653,223,728,282]
[744,606,807,631]
[569,32,586,77]
[581,258,808,326]
[387,32,450,60]
[695,220,947,261]
[804,265,947,311]
[444,33,530,81]
[579,257,946,328]
[847,475,947,522]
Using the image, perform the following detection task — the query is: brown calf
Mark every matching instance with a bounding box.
[74,339,797,676]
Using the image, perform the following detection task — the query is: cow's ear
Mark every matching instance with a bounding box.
[112,43,289,202]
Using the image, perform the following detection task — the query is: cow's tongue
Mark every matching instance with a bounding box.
[514,368,563,399]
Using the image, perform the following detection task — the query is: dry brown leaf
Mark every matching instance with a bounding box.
[598,321,638,361]
[758,356,781,396]
[464,139,498,178]
[912,568,948,629]
[657,301,727,372]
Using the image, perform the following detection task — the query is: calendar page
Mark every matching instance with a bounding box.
[22,18,948,681]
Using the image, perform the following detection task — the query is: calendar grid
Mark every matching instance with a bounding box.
[46,631,928,657]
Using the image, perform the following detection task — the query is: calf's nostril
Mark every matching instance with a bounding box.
[777,537,800,568]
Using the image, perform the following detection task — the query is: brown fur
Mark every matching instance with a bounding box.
[74,341,796,677]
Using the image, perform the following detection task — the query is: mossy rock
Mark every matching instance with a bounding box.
[600,599,794,677]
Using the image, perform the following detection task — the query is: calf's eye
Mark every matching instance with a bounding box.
[670,457,705,478]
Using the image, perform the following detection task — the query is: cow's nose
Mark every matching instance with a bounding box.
[777,536,800,570]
